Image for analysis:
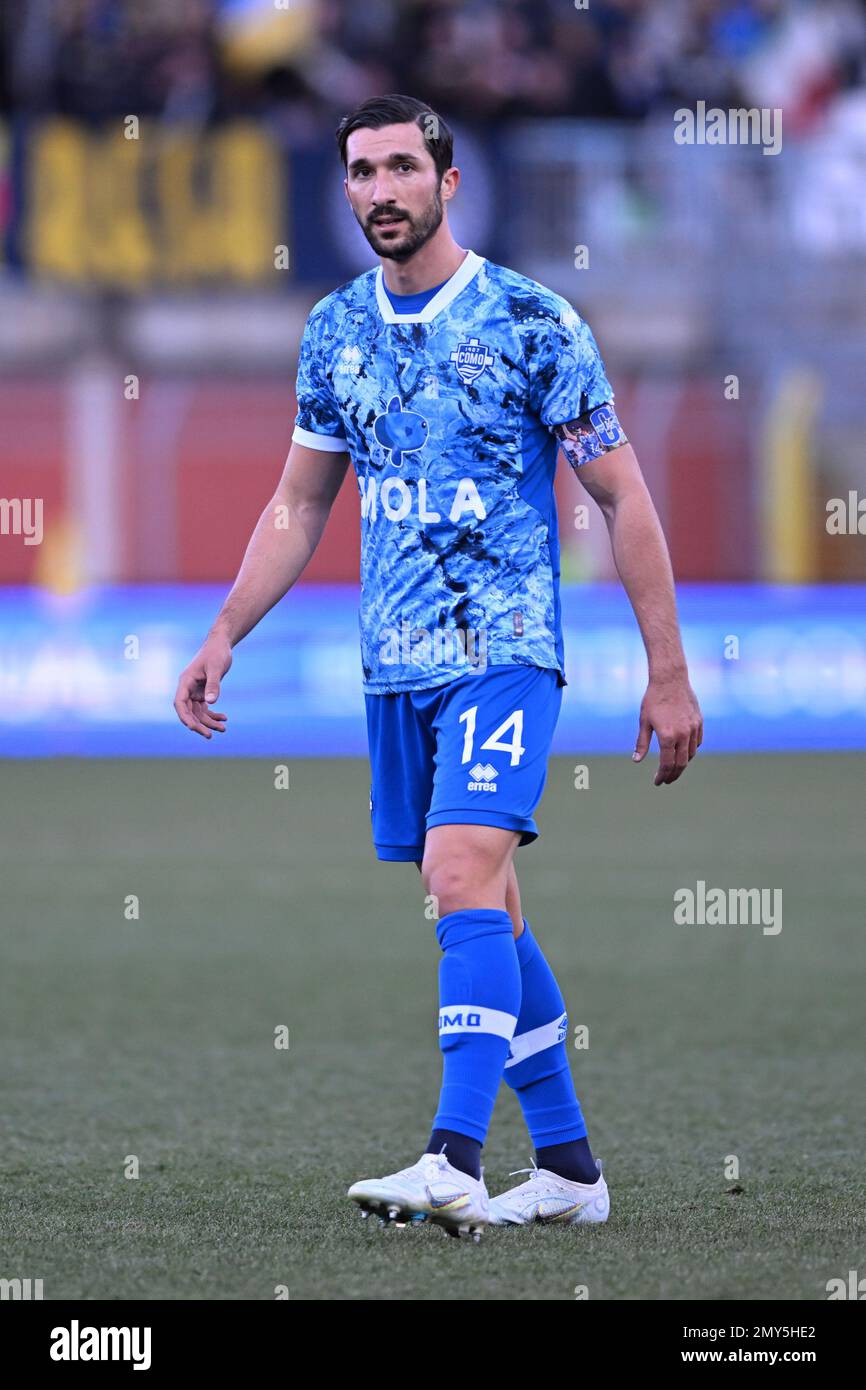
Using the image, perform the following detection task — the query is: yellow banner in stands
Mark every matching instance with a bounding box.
[25,120,284,288]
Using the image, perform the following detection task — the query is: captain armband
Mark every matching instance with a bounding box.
[554,403,628,470]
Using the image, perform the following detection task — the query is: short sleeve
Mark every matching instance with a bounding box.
[292,311,348,453]
[527,301,614,430]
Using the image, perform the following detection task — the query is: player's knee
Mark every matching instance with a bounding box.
[422,825,517,917]
[422,857,500,918]
[423,862,473,914]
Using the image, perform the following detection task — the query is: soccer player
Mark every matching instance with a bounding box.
[174,94,702,1239]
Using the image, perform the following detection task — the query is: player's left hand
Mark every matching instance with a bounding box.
[633,675,702,786]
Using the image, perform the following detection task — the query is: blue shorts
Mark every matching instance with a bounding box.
[365,663,563,862]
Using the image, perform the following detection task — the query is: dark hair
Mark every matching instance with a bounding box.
[336,94,454,181]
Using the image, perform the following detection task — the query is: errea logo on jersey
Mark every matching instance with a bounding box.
[336,345,363,376]
[450,337,494,385]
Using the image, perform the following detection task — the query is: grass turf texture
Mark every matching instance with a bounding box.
[0,755,863,1301]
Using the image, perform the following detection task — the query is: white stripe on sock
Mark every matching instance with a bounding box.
[438,1005,518,1041]
[504,1012,568,1068]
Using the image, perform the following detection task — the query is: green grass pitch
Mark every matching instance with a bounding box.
[1,754,863,1301]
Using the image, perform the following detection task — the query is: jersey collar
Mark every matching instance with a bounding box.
[375,249,485,325]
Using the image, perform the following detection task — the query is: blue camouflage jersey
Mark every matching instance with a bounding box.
[292,250,618,694]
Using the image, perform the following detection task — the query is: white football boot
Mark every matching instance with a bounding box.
[488,1157,609,1226]
[348,1150,490,1240]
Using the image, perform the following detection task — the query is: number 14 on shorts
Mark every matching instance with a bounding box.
[459,706,526,767]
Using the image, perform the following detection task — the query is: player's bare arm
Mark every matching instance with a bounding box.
[559,429,703,786]
[173,442,349,738]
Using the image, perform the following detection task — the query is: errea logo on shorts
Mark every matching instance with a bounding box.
[468,762,497,792]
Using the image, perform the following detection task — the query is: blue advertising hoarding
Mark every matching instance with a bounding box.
[1,584,865,757]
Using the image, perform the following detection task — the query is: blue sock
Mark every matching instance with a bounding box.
[504,919,599,1184]
[430,909,521,1159]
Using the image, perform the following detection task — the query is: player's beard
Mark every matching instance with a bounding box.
[360,189,444,262]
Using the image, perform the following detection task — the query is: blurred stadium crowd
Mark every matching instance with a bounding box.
[4,0,866,130]
[0,0,864,590]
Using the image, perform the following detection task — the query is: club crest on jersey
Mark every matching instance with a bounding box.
[373,395,428,466]
[449,337,494,385]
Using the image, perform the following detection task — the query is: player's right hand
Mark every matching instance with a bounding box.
[173,636,232,739]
